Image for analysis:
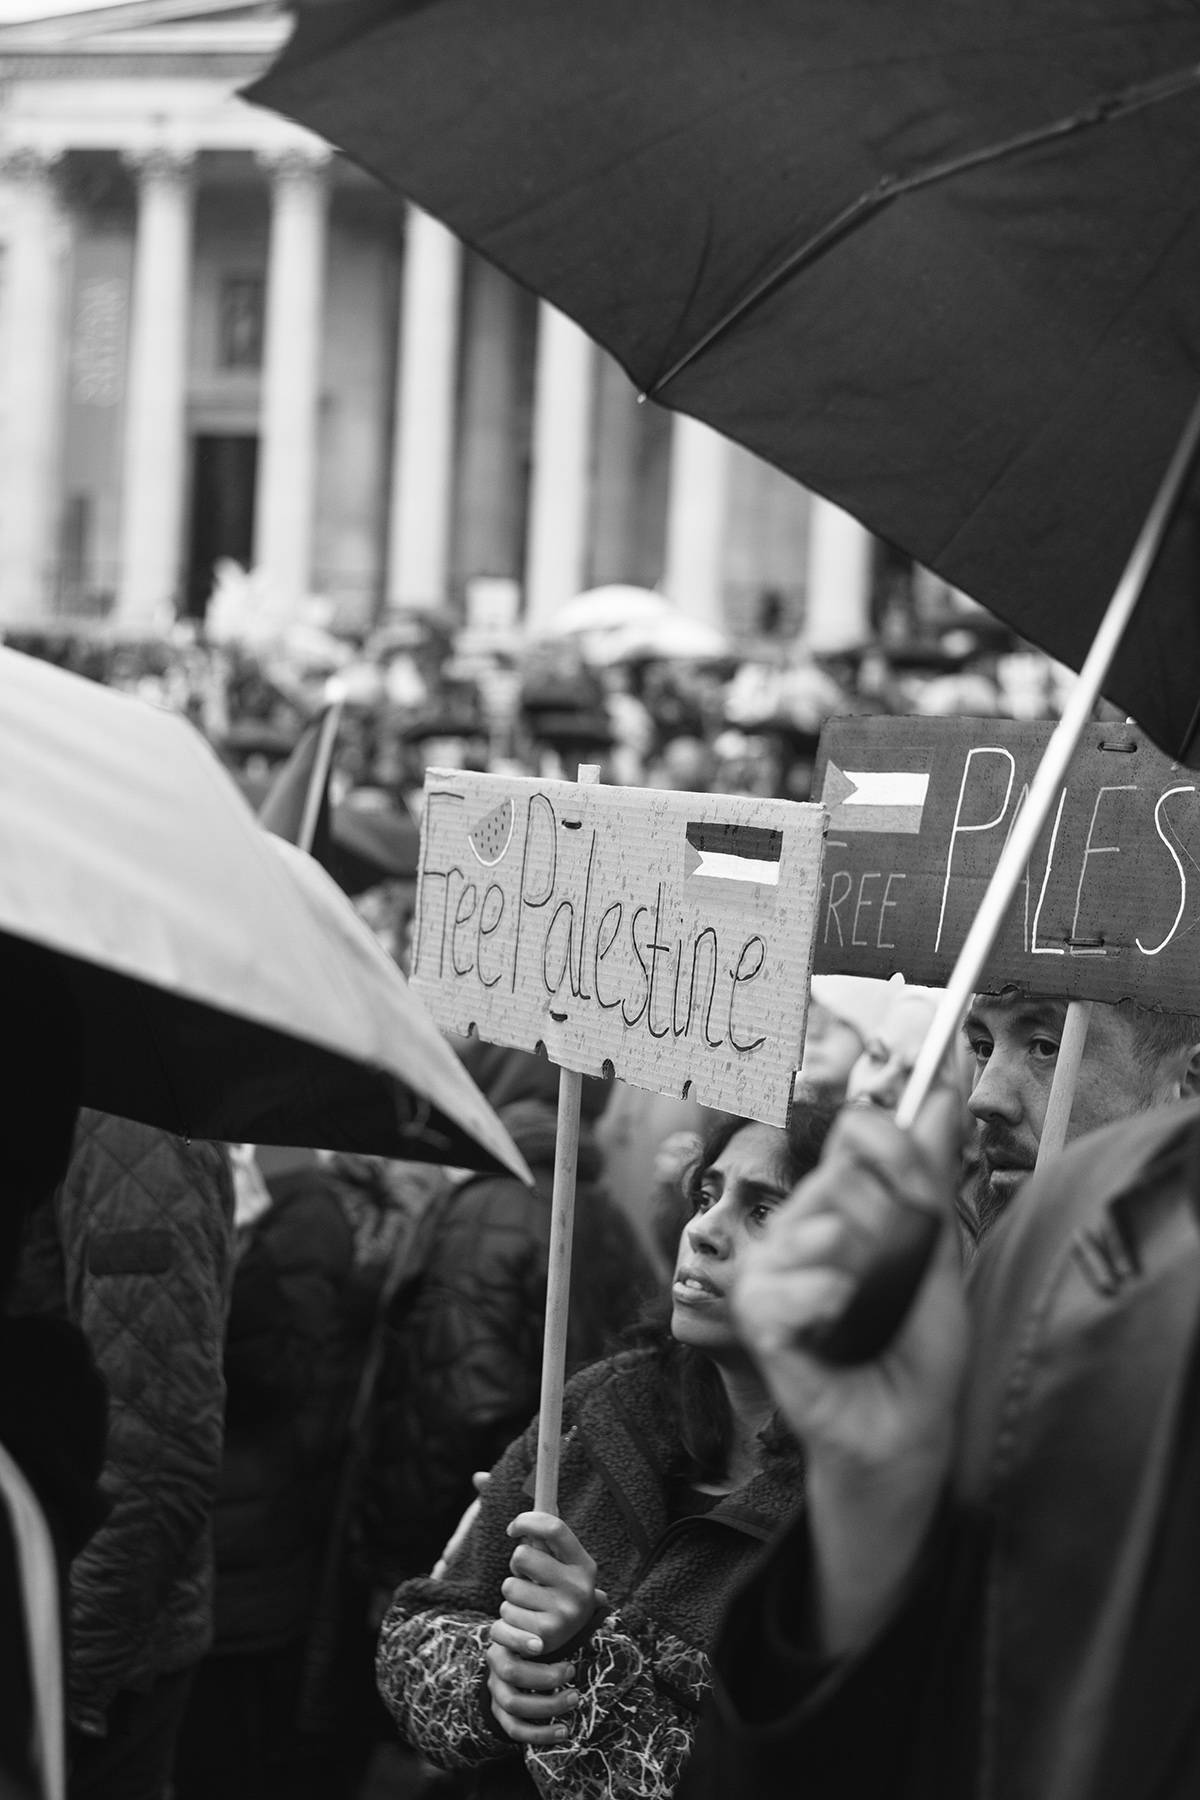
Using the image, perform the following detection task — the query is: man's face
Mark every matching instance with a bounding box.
[962,991,1183,1220]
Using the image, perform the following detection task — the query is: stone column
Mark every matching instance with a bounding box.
[116,147,195,626]
[804,496,874,651]
[524,302,594,632]
[662,414,728,625]
[0,149,68,623]
[386,206,461,612]
[253,146,331,610]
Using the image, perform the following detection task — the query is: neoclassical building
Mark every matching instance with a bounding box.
[0,0,882,644]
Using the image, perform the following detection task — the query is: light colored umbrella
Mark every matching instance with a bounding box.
[0,645,527,1176]
[590,610,732,664]
[539,584,672,639]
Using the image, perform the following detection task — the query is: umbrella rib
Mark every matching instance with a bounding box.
[645,59,1200,399]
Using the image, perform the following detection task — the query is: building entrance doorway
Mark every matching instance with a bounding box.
[185,433,258,618]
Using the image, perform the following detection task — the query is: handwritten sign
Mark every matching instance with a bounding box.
[812,717,1200,1008]
[412,771,827,1124]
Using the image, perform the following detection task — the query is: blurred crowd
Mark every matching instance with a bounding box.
[3,571,1071,818]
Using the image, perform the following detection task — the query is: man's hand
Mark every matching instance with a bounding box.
[732,1094,969,1653]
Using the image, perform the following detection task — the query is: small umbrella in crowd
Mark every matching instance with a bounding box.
[0,646,527,1177]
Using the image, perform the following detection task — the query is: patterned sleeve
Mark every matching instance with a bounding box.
[375,1588,519,1772]
[525,1610,710,1800]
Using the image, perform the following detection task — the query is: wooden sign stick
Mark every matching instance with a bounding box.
[1035,999,1093,1169]
[533,763,600,1516]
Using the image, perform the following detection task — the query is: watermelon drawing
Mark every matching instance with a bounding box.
[468,796,515,866]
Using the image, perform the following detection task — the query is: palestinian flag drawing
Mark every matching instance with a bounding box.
[684,821,782,898]
[822,763,930,834]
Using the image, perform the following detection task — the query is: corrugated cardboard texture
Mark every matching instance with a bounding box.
[412,771,827,1125]
[813,716,1198,1007]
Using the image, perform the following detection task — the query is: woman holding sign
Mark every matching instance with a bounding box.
[374,1103,831,1799]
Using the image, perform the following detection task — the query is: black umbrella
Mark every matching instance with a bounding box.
[249,0,1200,765]
[249,0,1200,1355]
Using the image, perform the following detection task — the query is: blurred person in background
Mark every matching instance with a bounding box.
[645,735,715,793]
[9,1110,235,1800]
[844,983,943,1115]
[172,1147,357,1800]
[794,976,895,1107]
[1,947,107,1800]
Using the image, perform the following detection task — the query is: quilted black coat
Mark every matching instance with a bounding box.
[10,1109,235,1734]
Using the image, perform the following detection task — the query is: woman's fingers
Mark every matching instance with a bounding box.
[507,1539,596,1589]
[498,1595,545,1639]
[488,1616,549,1659]
[488,1701,573,1745]
[486,1638,578,1744]
[507,1511,593,1569]
[486,1633,574,1691]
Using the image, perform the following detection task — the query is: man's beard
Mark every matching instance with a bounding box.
[962,1132,1034,1240]
[964,1159,1011,1239]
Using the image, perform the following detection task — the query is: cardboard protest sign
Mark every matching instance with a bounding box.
[412,771,827,1125]
[813,716,1200,1007]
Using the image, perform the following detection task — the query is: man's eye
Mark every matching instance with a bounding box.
[1030,1037,1060,1061]
[966,1036,992,1062]
[749,1202,777,1230]
[692,1188,717,1215]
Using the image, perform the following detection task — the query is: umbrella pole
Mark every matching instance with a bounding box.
[895,390,1200,1134]
[1035,999,1093,1168]
[533,763,601,1515]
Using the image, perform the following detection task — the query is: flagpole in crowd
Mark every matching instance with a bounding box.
[298,702,344,855]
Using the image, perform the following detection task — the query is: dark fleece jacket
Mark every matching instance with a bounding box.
[376,1347,804,1800]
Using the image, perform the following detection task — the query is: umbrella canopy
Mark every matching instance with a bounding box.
[539,585,672,640]
[589,611,732,666]
[249,0,1200,765]
[0,647,527,1178]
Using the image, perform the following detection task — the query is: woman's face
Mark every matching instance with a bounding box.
[845,996,936,1114]
[671,1122,791,1361]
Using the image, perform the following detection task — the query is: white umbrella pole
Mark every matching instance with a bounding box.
[895,391,1200,1133]
[533,762,601,1515]
[0,1441,64,1800]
